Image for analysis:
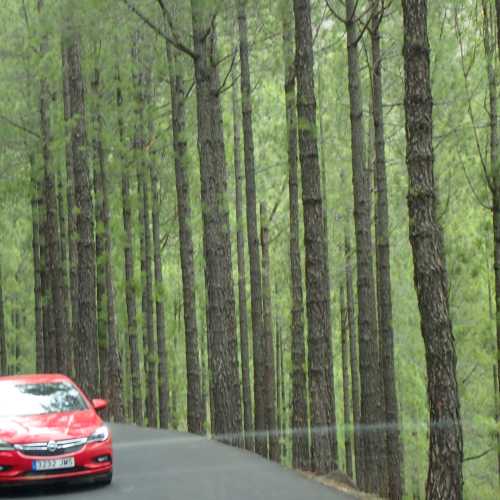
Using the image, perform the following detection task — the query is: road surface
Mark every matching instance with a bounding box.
[1,424,357,499]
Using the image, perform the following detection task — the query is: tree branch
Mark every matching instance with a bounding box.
[121,0,197,59]
[463,448,493,462]
[454,7,494,193]
[0,113,40,139]
[216,47,238,96]
[269,178,288,224]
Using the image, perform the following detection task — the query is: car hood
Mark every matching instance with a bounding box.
[0,410,101,444]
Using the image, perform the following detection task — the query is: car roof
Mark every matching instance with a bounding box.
[0,374,73,385]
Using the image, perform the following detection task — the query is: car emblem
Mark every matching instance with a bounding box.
[47,441,57,453]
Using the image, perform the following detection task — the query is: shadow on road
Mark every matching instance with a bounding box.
[0,482,107,498]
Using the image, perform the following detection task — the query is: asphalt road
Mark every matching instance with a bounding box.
[1,424,357,499]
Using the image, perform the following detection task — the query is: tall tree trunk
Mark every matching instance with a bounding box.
[39,193,56,373]
[0,263,6,375]
[487,0,500,462]
[278,315,286,459]
[370,1,403,496]
[260,202,279,462]
[293,0,335,474]
[102,161,124,422]
[146,29,169,427]
[63,4,98,397]
[481,0,500,487]
[237,0,267,457]
[133,78,157,426]
[318,65,339,468]
[116,66,144,425]
[344,221,362,483]
[137,168,149,400]
[131,33,152,419]
[61,37,78,367]
[138,58,158,429]
[92,69,107,395]
[91,64,124,420]
[494,364,500,488]
[150,162,169,429]
[275,315,281,456]
[57,170,72,375]
[231,37,253,450]
[40,0,69,375]
[38,0,55,376]
[340,284,353,478]
[42,94,69,376]
[140,166,158,428]
[344,0,385,491]
[402,1,464,498]
[281,0,309,471]
[163,20,205,434]
[190,0,242,446]
[30,155,44,373]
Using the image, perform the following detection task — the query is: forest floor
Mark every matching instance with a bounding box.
[300,471,380,499]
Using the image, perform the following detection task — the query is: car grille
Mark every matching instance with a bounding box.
[14,438,87,457]
[23,466,86,477]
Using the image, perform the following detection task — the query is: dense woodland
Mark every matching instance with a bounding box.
[0,0,499,498]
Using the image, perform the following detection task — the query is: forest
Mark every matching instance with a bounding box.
[0,0,499,498]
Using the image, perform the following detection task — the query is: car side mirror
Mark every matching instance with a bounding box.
[92,399,108,411]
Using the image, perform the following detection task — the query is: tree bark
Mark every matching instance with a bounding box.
[129,32,158,427]
[344,221,362,483]
[275,314,282,456]
[102,162,125,422]
[91,64,124,420]
[370,1,403,496]
[293,0,335,474]
[163,19,205,434]
[40,0,69,376]
[116,65,144,425]
[486,0,500,465]
[281,0,309,471]
[140,167,157,428]
[237,0,267,457]
[260,202,279,462]
[231,36,253,450]
[278,314,286,458]
[61,36,78,368]
[56,170,72,375]
[494,364,500,489]
[340,284,353,478]
[150,162,169,429]
[139,57,158,429]
[30,154,44,373]
[39,191,56,374]
[0,263,6,375]
[190,0,242,446]
[402,1,464,498]
[91,69,107,395]
[38,0,55,376]
[318,64,339,468]
[62,3,98,397]
[344,0,386,491]
[145,26,169,429]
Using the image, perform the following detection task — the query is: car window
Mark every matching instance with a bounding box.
[0,381,89,417]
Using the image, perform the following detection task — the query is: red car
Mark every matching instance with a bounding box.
[0,374,112,487]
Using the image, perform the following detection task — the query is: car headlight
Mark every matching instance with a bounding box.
[0,440,14,451]
[87,426,109,443]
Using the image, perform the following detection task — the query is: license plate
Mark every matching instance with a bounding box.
[32,457,75,471]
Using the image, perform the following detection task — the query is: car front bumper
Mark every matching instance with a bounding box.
[0,439,112,486]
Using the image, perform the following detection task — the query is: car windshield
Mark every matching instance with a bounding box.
[0,381,88,418]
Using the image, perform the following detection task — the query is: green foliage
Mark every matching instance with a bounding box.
[0,0,499,497]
